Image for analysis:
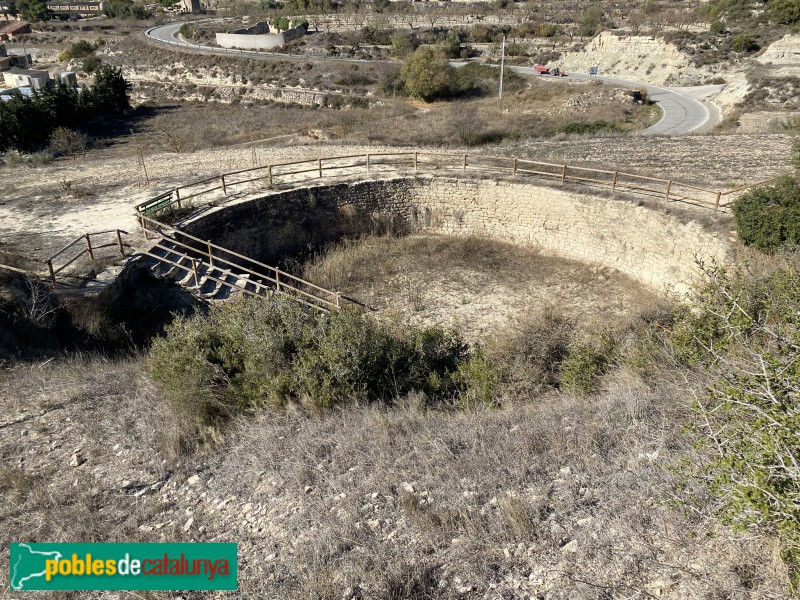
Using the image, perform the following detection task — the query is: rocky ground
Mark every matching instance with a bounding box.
[0,356,791,599]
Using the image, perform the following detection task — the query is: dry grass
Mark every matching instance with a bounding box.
[301,233,664,341]
[0,357,185,550]
[203,368,788,598]
[359,81,659,147]
[0,327,789,599]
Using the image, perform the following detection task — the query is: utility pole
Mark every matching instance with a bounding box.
[499,35,506,99]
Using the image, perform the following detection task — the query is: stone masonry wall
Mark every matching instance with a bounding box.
[182,176,733,294]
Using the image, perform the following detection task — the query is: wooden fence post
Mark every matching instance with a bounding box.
[664,180,672,207]
[85,234,94,261]
[138,215,148,241]
[268,165,273,187]
[611,171,618,192]
[715,191,722,212]
[221,175,227,196]
[275,270,281,291]
[116,230,125,257]
[512,158,517,178]
[175,188,182,208]
[318,158,323,178]
[463,154,467,172]
[561,164,567,184]
[335,292,341,308]
[47,259,56,289]
[191,258,199,287]
[207,240,213,266]
[366,154,371,174]
[414,152,418,172]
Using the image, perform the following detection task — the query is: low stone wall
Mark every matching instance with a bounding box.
[182,176,733,294]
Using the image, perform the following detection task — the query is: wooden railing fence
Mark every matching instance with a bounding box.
[0,230,130,290]
[135,151,763,220]
[44,229,128,288]
[138,216,365,312]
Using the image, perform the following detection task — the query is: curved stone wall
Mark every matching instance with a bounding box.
[182,176,733,294]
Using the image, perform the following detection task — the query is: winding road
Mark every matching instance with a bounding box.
[145,22,719,135]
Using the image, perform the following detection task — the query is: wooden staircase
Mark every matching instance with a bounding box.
[137,224,364,312]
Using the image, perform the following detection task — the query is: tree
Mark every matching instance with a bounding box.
[103,0,152,19]
[84,64,130,114]
[577,6,603,37]
[400,45,457,102]
[390,29,415,57]
[0,90,51,152]
[439,33,462,59]
[4,0,19,17]
[17,0,48,20]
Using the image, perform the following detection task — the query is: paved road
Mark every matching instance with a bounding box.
[145,22,719,135]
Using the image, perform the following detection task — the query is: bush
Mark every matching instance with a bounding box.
[675,260,800,586]
[710,20,727,33]
[390,30,416,57]
[147,297,471,429]
[560,332,618,396]
[731,33,759,53]
[59,40,97,61]
[103,0,152,19]
[483,309,574,398]
[82,55,101,73]
[560,120,622,135]
[48,126,88,159]
[456,62,524,96]
[178,23,196,40]
[732,176,800,252]
[770,0,800,24]
[453,350,501,407]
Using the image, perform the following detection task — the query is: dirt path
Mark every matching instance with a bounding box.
[1,134,789,263]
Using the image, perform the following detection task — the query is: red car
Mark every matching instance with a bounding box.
[534,65,567,76]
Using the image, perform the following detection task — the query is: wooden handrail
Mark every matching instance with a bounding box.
[133,151,767,223]
[139,216,356,309]
[720,178,778,196]
[45,229,130,289]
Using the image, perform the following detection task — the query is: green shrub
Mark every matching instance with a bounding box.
[731,33,759,53]
[453,350,501,407]
[710,19,727,33]
[59,40,97,61]
[439,34,462,59]
[560,332,618,396]
[560,120,622,135]
[178,23,196,40]
[147,297,471,427]
[272,16,291,31]
[103,0,152,19]
[390,30,416,57]
[732,176,800,252]
[82,55,101,74]
[770,0,800,25]
[675,260,800,587]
